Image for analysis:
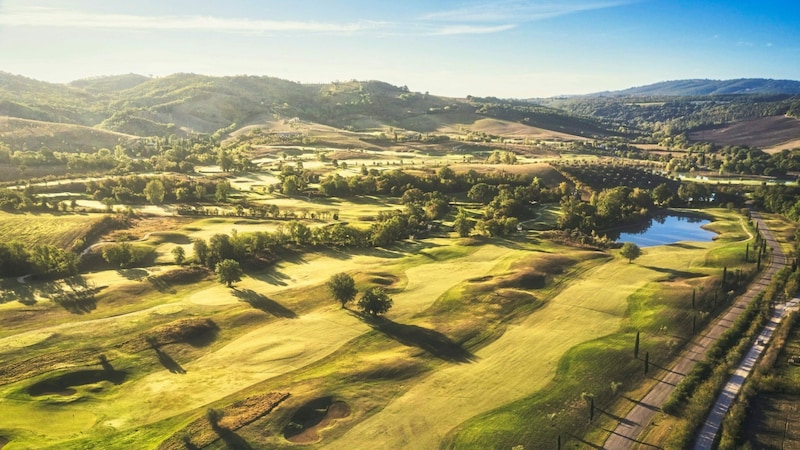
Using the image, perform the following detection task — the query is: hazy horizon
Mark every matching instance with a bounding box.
[1,0,798,98]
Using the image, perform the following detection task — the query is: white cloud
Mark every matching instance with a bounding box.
[421,0,631,23]
[0,6,384,34]
[429,24,518,35]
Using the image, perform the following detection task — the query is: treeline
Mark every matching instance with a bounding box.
[547,94,800,141]
[752,184,800,223]
[318,166,542,199]
[665,146,800,176]
[0,241,78,279]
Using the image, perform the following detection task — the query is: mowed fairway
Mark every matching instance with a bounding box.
[0,208,743,449]
[0,240,522,448]
[322,243,710,449]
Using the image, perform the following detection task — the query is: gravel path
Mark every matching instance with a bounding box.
[603,212,786,449]
[694,297,798,449]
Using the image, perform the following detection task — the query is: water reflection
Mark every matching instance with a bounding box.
[609,213,716,247]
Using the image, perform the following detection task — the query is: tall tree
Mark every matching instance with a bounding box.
[327,272,357,308]
[171,246,186,265]
[144,179,166,205]
[216,259,243,287]
[358,287,393,317]
[620,242,642,263]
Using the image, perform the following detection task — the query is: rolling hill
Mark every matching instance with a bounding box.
[0,72,614,150]
[591,78,800,97]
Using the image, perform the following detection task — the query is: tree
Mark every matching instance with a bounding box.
[453,207,473,237]
[171,246,186,265]
[216,259,243,287]
[144,179,166,205]
[358,287,393,316]
[193,239,209,266]
[620,242,642,263]
[215,181,231,202]
[327,272,357,308]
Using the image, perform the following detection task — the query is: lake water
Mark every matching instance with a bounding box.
[611,214,716,247]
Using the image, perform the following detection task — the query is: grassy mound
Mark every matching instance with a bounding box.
[158,392,290,450]
[117,318,218,353]
[27,368,127,397]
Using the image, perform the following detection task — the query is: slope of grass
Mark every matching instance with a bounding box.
[0,211,105,248]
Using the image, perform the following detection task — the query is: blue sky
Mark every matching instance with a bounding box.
[1,0,798,97]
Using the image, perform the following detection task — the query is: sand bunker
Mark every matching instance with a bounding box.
[284,397,351,444]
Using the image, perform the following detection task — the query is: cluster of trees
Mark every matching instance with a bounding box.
[557,163,678,192]
[0,241,78,278]
[83,175,224,205]
[752,184,800,222]
[664,145,800,176]
[101,240,152,268]
[558,185,657,233]
[326,272,393,316]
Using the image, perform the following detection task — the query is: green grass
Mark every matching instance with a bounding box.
[0,211,104,247]
[0,204,755,449]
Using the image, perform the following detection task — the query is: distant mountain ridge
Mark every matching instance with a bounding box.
[591,78,800,97]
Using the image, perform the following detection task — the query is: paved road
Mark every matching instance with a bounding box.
[693,295,799,449]
[603,212,786,449]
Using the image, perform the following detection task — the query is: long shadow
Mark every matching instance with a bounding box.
[0,283,37,305]
[147,337,186,374]
[598,408,636,426]
[622,395,661,412]
[147,276,176,293]
[649,361,685,376]
[233,289,297,318]
[599,427,665,449]
[567,433,603,449]
[213,425,254,450]
[118,268,149,281]
[666,242,702,250]
[354,313,476,363]
[641,266,706,279]
[248,268,291,286]
[52,285,97,314]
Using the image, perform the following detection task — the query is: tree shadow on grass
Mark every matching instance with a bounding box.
[50,283,98,314]
[233,289,297,319]
[248,268,291,286]
[0,283,37,305]
[666,242,702,250]
[641,266,706,280]
[147,337,186,374]
[118,268,149,281]
[211,424,254,450]
[147,276,176,294]
[352,313,476,363]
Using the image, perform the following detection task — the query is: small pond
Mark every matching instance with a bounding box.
[610,214,716,247]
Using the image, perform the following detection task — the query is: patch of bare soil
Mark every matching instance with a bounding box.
[688,115,800,148]
[284,397,351,444]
